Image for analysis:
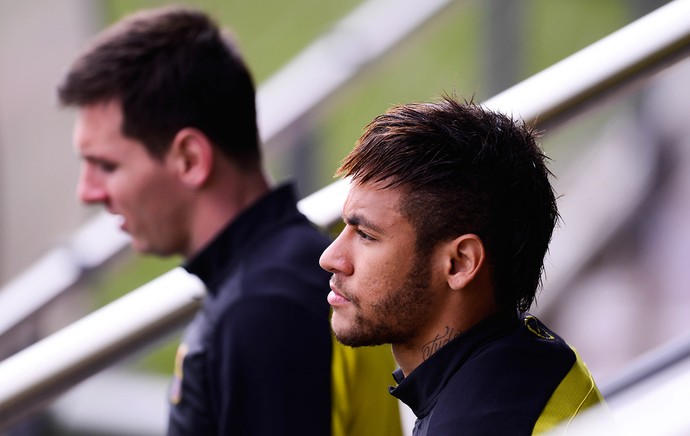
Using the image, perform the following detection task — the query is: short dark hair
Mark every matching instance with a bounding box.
[337,96,559,312]
[58,7,260,165]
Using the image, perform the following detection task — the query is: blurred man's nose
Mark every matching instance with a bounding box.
[76,166,106,204]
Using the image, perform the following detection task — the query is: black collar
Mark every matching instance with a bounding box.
[183,183,301,295]
[389,309,520,417]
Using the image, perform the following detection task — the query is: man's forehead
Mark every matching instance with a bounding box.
[345,180,398,205]
[343,181,405,226]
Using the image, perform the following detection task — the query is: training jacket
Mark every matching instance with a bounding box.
[390,311,604,435]
[167,184,332,435]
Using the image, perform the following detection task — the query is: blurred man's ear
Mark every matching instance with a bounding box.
[445,234,485,291]
[169,127,214,187]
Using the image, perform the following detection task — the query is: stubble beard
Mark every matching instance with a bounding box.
[333,252,433,347]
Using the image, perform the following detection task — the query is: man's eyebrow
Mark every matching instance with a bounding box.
[344,213,385,234]
[81,155,110,167]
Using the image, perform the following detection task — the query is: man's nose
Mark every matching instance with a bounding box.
[319,231,353,276]
[76,167,107,204]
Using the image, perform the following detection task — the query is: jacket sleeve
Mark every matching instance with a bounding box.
[208,294,332,436]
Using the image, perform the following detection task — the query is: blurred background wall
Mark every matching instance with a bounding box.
[0,0,98,283]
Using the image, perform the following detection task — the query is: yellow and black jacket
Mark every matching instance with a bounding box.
[390,311,603,435]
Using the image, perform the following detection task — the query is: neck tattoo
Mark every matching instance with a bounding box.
[422,326,460,360]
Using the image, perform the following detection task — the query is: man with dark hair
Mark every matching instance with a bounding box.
[320,96,604,435]
[58,7,401,435]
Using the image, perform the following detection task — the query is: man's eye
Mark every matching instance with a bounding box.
[98,162,117,173]
[356,229,375,241]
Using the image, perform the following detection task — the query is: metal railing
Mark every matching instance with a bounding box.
[0,269,205,425]
[1,0,690,428]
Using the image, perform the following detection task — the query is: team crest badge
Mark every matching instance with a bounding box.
[524,315,555,340]
[170,343,188,405]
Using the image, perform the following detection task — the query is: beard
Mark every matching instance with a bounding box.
[332,251,434,347]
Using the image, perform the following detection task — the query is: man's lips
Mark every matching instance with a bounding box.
[327,281,352,306]
[327,290,351,306]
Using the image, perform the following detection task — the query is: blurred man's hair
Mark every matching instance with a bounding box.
[59,7,260,166]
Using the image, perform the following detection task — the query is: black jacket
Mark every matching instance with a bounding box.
[167,184,332,435]
[390,311,603,435]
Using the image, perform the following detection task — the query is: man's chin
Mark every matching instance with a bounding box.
[131,239,169,257]
[331,322,387,348]
[333,331,362,347]
[130,238,150,254]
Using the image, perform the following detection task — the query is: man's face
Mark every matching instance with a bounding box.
[319,180,442,347]
[73,100,190,256]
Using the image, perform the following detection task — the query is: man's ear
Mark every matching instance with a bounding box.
[169,127,213,188]
[445,234,485,291]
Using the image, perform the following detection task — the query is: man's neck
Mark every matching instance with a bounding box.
[184,167,270,258]
[392,303,498,377]
[391,323,462,377]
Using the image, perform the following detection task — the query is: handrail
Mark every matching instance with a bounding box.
[0,213,129,354]
[600,329,690,399]
[483,0,690,129]
[546,343,690,435]
[0,268,205,425]
[1,0,690,428]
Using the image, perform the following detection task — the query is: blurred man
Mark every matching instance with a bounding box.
[58,7,399,435]
[320,96,605,435]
